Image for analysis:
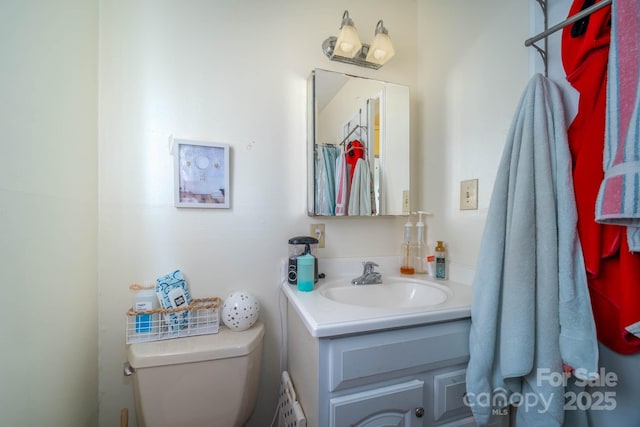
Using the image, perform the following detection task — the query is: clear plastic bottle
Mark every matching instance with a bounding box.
[413,211,431,274]
[435,240,446,279]
[400,217,415,275]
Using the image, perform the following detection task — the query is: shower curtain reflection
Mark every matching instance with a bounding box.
[315,144,340,215]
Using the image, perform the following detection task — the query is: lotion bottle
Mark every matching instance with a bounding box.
[400,216,415,275]
[435,240,446,279]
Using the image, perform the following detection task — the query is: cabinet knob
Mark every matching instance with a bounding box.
[415,407,425,418]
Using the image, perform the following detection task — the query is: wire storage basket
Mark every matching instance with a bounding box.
[278,371,307,427]
[126,297,221,344]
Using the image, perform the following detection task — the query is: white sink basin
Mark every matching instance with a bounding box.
[319,277,449,308]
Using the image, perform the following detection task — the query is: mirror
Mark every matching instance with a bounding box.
[307,69,410,216]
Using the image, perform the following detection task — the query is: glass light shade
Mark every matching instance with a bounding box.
[334,24,362,58]
[366,32,395,65]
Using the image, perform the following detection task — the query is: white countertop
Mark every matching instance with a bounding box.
[281,257,473,338]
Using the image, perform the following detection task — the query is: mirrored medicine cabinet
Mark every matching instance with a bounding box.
[307,69,410,217]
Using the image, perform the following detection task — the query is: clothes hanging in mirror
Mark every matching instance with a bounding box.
[308,69,410,216]
[316,144,340,216]
[345,140,365,184]
[348,158,374,216]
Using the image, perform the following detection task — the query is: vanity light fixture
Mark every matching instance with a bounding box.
[365,20,395,66]
[322,10,395,70]
[332,10,362,59]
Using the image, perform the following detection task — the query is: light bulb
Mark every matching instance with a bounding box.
[340,41,354,53]
[334,12,362,59]
[373,49,386,60]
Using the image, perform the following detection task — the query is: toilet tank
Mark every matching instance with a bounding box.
[128,321,264,427]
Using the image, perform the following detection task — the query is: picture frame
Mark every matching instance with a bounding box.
[174,139,230,208]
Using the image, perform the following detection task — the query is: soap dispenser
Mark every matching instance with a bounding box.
[400,216,415,275]
[296,250,315,292]
[413,211,432,274]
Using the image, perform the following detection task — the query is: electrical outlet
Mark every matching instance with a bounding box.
[402,190,410,214]
[460,179,478,210]
[310,223,325,248]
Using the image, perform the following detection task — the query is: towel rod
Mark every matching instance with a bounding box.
[338,124,367,147]
[525,0,611,47]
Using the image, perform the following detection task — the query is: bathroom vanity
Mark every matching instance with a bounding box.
[287,306,473,426]
[281,258,501,427]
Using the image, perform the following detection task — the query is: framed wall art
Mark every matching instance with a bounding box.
[173,139,230,208]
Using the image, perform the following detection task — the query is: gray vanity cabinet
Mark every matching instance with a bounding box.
[286,301,479,427]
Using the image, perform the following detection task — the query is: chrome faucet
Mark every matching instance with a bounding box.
[351,261,383,285]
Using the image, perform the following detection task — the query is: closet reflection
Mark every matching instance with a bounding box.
[307,69,410,216]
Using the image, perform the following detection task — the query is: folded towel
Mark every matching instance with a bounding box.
[466,74,599,426]
[596,0,640,251]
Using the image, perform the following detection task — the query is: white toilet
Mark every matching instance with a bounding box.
[127,320,264,427]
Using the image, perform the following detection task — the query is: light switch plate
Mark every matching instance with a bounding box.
[460,179,478,210]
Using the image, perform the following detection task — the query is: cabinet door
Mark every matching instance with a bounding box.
[329,379,425,427]
[433,368,472,423]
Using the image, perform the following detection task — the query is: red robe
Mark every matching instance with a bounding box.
[562,0,640,354]
[345,140,365,185]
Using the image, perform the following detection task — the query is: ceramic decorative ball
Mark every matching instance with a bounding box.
[221,291,260,331]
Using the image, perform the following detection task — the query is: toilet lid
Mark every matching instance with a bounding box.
[128,320,264,369]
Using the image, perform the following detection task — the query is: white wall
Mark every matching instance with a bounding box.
[98,1,417,425]
[0,1,99,426]
[318,77,383,144]
[417,0,530,278]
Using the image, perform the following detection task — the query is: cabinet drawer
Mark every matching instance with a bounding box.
[327,320,470,391]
